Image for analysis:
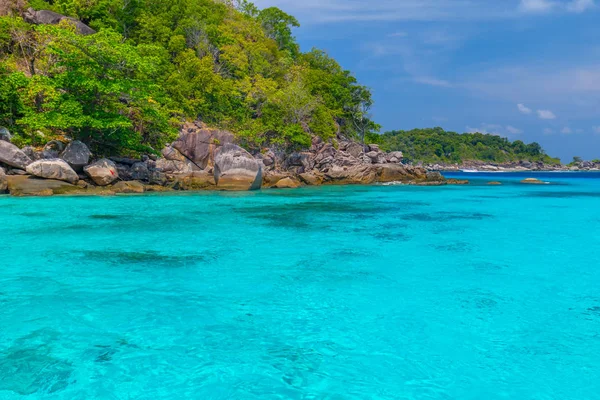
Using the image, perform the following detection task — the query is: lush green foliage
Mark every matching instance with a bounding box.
[372,127,560,164]
[0,0,376,154]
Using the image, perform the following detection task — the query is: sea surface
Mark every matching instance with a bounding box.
[1,172,600,399]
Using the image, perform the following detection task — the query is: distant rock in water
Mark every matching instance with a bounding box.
[488,181,502,185]
[521,178,546,185]
[23,8,96,35]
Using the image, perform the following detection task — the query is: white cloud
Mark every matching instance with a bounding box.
[255,0,595,22]
[561,127,573,134]
[413,76,453,87]
[520,0,556,13]
[517,103,532,114]
[388,31,408,38]
[537,109,557,119]
[519,0,595,14]
[543,128,554,134]
[506,125,523,134]
[567,0,596,13]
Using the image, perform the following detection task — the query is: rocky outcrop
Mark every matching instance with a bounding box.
[0,167,7,193]
[214,144,262,191]
[25,159,79,184]
[172,123,235,169]
[84,158,118,186]
[42,140,65,159]
[274,177,302,189]
[155,158,193,174]
[0,124,450,196]
[6,175,75,197]
[0,127,11,142]
[169,171,216,191]
[23,8,96,35]
[0,140,32,169]
[60,140,91,172]
[112,181,144,194]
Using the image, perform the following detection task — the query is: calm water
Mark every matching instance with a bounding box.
[1,173,600,399]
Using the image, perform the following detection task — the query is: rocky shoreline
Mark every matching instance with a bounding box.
[426,160,600,172]
[0,123,454,197]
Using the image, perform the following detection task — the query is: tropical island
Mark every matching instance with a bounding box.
[0,0,596,196]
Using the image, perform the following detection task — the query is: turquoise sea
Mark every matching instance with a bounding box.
[1,172,600,399]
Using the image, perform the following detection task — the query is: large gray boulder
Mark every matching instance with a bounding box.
[155,158,193,174]
[60,140,91,172]
[130,162,150,181]
[214,144,262,191]
[0,140,32,169]
[0,167,7,193]
[23,8,96,35]
[387,151,403,162]
[0,127,11,142]
[173,125,235,170]
[26,159,79,184]
[84,158,118,186]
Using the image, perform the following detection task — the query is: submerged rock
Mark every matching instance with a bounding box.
[0,140,32,169]
[447,179,469,185]
[60,140,91,172]
[26,159,79,184]
[488,181,502,185]
[0,347,73,395]
[214,144,262,191]
[84,159,118,186]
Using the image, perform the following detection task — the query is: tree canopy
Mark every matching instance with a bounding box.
[0,0,377,155]
[369,127,560,165]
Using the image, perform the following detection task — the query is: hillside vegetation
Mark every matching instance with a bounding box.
[0,0,377,155]
[371,128,560,165]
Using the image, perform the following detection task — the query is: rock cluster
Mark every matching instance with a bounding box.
[23,8,96,35]
[0,123,447,197]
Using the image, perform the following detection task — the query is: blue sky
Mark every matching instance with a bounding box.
[254,0,600,161]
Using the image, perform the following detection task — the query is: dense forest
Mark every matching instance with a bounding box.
[370,128,561,165]
[0,1,561,164]
[0,0,377,155]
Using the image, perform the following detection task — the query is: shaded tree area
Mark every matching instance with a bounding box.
[0,0,376,155]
